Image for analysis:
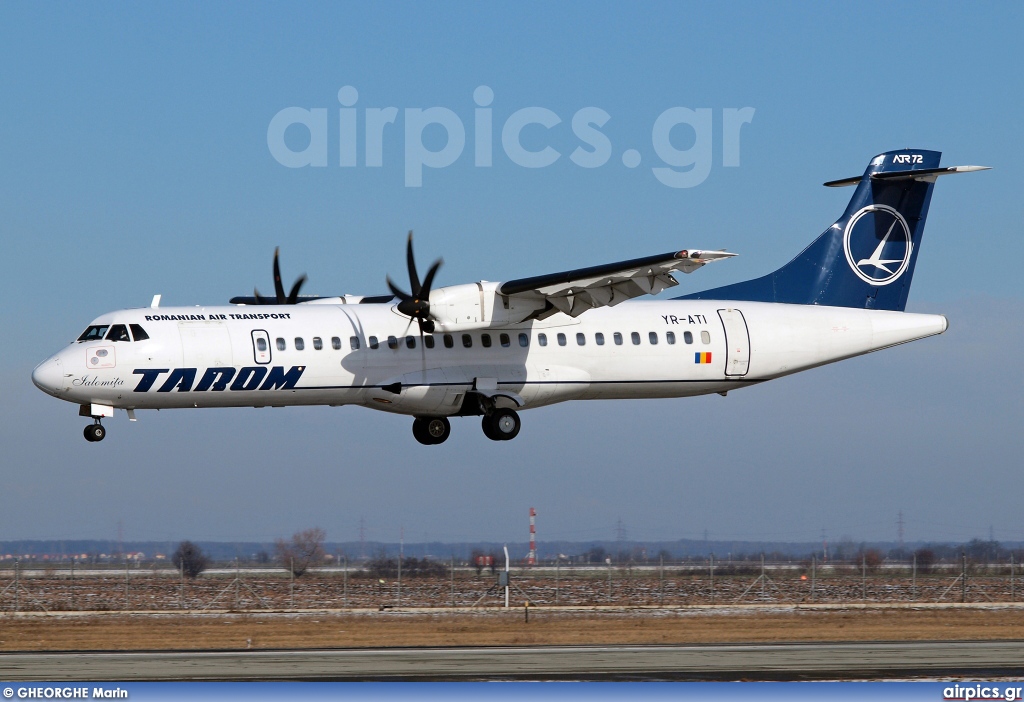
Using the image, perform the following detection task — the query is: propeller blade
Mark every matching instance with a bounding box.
[286,275,307,305]
[400,316,415,340]
[386,276,412,301]
[272,247,286,303]
[254,288,267,305]
[420,259,443,298]
[405,231,421,296]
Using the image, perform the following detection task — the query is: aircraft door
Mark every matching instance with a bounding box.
[251,330,271,364]
[717,308,750,377]
[180,322,234,369]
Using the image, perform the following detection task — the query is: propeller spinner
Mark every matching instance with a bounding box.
[253,247,307,305]
[386,232,443,333]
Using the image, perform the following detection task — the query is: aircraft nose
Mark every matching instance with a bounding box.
[32,356,64,396]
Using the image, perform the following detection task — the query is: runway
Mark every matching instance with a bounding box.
[3,641,1024,680]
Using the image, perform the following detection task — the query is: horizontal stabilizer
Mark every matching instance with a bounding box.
[825,165,990,187]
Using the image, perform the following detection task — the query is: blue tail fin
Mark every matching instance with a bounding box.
[681,149,950,311]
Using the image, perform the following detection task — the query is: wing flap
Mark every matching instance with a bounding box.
[498,249,735,317]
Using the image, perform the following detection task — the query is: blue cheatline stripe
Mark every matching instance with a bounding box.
[292,378,761,391]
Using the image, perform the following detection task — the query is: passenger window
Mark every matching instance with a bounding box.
[462,334,473,348]
[276,338,287,351]
[332,337,342,350]
[481,334,492,348]
[424,335,435,349]
[631,332,641,345]
[369,336,379,350]
[78,325,110,342]
[519,333,529,347]
[666,331,676,345]
[649,332,658,345]
[500,333,510,348]
[538,333,548,347]
[684,331,693,344]
[294,337,305,351]
[256,338,267,352]
[701,331,711,344]
[595,332,605,346]
[557,333,567,346]
[387,335,398,350]
[613,332,623,346]
[406,336,416,349]
[576,332,585,346]
[350,336,361,350]
[106,324,130,342]
[313,337,323,350]
[443,334,454,348]
[129,324,149,341]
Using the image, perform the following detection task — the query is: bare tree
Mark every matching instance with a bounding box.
[860,548,884,573]
[172,541,209,579]
[914,548,936,574]
[276,527,326,576]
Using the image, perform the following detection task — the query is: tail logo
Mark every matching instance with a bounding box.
[842,204,913,286]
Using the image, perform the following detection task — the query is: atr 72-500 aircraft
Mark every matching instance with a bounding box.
[33,150,986,444]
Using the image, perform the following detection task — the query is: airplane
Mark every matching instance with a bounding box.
[32,149,988,445]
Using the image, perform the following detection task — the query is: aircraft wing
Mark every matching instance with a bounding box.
[497,249,735,318]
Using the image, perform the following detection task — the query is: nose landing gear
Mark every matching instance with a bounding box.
[412,416,451,445]
[84,421,106,442]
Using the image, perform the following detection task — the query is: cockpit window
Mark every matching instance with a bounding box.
[129,324,149,341]
[78,325,110,342]
[106,324,131,342]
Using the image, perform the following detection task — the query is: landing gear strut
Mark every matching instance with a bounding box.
[482,408,520,441]
[83,421,106,443]
[412,416,450,445]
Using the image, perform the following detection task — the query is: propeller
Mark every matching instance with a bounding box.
[386,231,442,334]
[253,247,307,305]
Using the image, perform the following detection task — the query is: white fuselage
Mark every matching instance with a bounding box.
[32,299,947,417]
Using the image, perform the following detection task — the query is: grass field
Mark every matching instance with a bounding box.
[3,607,1024,652]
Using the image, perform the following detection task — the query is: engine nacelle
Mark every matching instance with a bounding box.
[426,282,545,332]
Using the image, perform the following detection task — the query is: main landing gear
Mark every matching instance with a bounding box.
[83,421,106,443]
[411,408,523,444]
[412,416,451,445]
[482,408,521,442]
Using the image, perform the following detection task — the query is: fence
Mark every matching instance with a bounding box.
[0,556,1020,612]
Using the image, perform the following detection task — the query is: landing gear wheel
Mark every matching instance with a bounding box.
[84,423,106,442]
[413,417,450,445]
[425,417,450,444]
[484,409,520,441]
[481,415,499,441]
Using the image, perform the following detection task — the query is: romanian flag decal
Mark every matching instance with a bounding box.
[694,352,712,364]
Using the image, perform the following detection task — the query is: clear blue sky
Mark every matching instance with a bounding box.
[1,2,1021,546]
